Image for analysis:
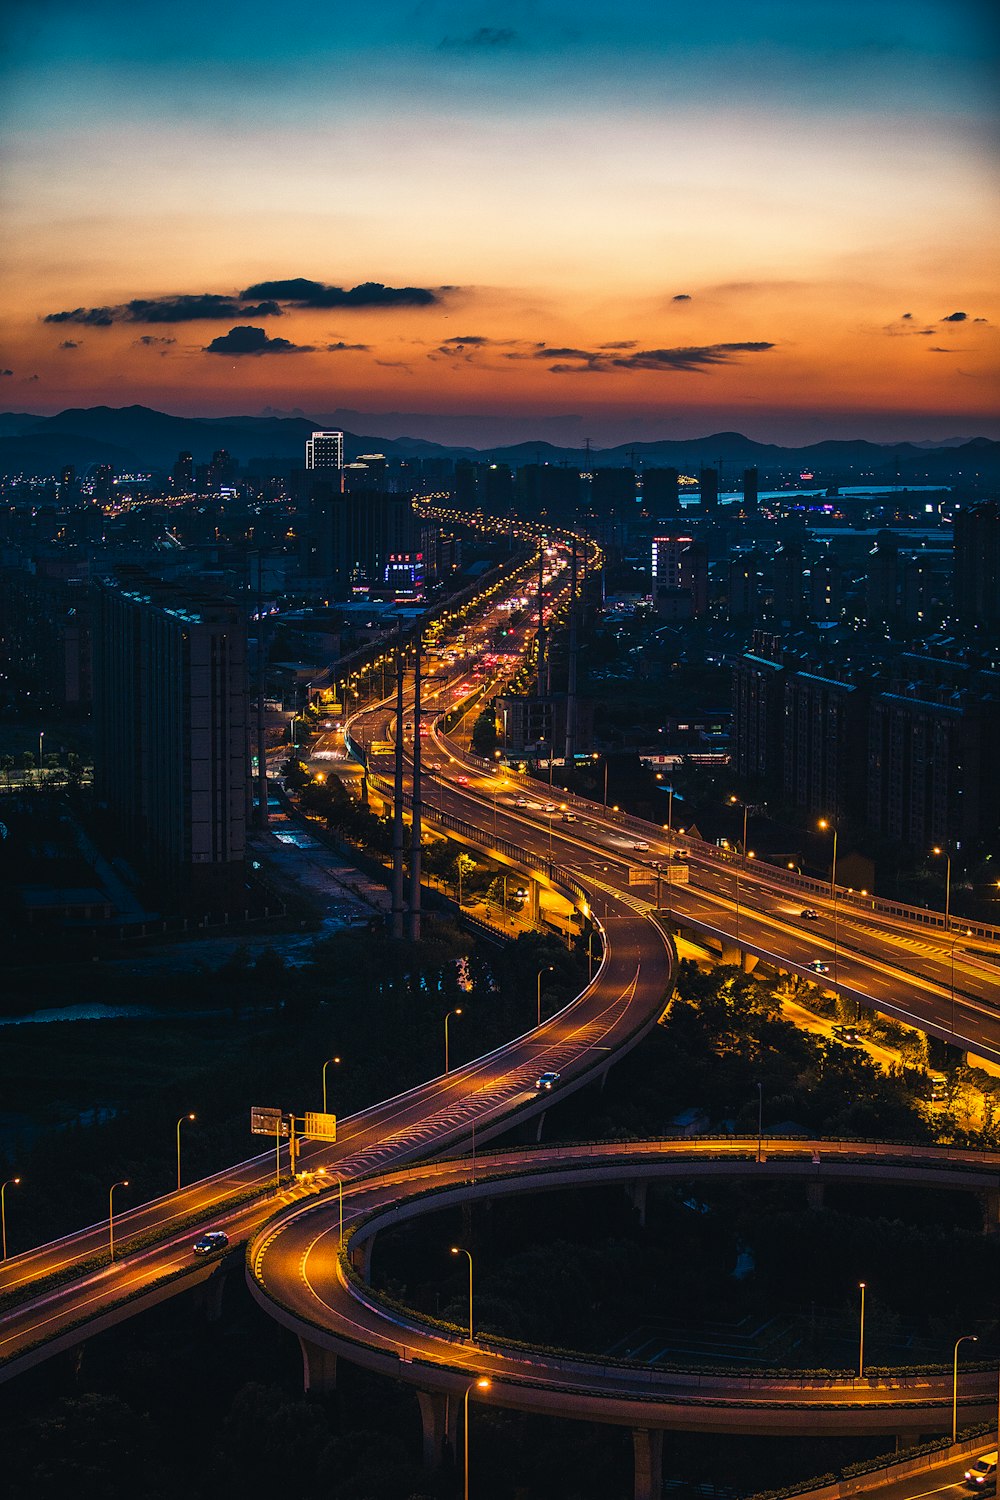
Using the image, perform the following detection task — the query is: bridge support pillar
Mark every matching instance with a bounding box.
[632,1427,664,1500]
[720,943,741,966]
[416,1389,457,1470]
[806,1181,825,1212]
[298,1336,338,1395]
[741,952,759,973]
[534,1109,546,1143]
[350,1237,373,1281]
[629,1180,649,1228]
[980,1187,1000,1234]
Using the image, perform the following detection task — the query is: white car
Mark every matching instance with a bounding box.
[964,1452,998,1488]
[514,797,529,807]
[632,841,650,852]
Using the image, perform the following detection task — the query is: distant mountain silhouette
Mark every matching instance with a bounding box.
[0,404,997,483]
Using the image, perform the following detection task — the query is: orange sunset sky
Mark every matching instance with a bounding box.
[2,0,998,446]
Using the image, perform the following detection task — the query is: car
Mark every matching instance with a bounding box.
[561,811,577,823]
[192,1230,229,1256]
[929,1073,948,1102]
[964,1452,998,1488]
[831,1024,861,1045]
[808,960,831,975]
[514,797,529,807]
[535,1070,561,1092]
[456,774,469,784]
[632,841,650,852]
[800,908,820,920]
[544,803,557,813]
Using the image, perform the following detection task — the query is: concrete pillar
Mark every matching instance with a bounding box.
[632,1427,664,1500]
[806,1182,825,1212]
[741,952,759,974]
[629,1180,649,1228]
[199,1268,227,1322]
[350,1237,373,1280]
[298,1335,338,1395]
[416,1389,457,1470]
[720,942,741,966]
[980,1187,1000,1234]
[534,1109,546,1143]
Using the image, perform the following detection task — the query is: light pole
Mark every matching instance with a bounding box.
[109,1179,129,1263]
[819,817,840,987]
[462,1376,491,1500]
[858,1282,866,1379]
[176,1112,195,1192]
[445,1008,463,1074]
[537,965,554,1027]
[38,729,45,777]
[322,1055,341,1115]
[933,846,957,1034]
[952,1334,978,1442]
[1,1176,20,1260]
[332,1174,344,1247]
[729,796,749,945]
[755,1081,763,1165]
[450,1245,474,1341]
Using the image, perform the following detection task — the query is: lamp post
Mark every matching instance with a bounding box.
[952,1334,978,1442]
[858,1282,866,1379]
[728,796,749,945]
[756,1081,763,1165]
[176,1112,195,1192]
[1,1176,20,1261]
[445,1008,463,1074]
[462,1376,491,1500]
[819,818,840,986]
[332,1174,344,1247]
[932,846,957,1034]
[322,1056,341,1115]
[537,965,554,1027]
[450,1246,474,1341]
[38,729,45,777]
[109,1179,129,1263]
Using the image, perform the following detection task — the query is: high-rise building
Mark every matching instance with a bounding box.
[699,466,719,513]
[591,468,635,515]
[93,569,250,906]
[732,647,784,788]
[953,502,1000,627]
[172,451,195,491]
[865,531,899,625]
[807,556,842,622]
[782,669,864,819]
[641,468,680,516]
[516,464,581,516]
[728,551,761,621]
[772,542,806,621]
[741,467,759,513]
[901,555,933,628]
[305,430,345,472]
[651,534,707,618]
[309,486,420,592]
[92,463,114,502]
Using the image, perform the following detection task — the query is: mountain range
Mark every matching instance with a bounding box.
[1,404,998,485]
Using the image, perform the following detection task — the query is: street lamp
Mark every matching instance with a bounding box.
[953,1333,978,1442]
[728,796,750,945]
[322,1056,341,1115]
[537,965,554,1027]
[445,1008,463,1074]
[332,1173,344,1247]
[462,1376,491,1500]
[755,1081,763,1165]
[450,1246,474,1341]
[1,1176,20,1261]
[857,1282,866,1379]
[109,1179,129,1263]
[819,818,841,987]
[176,1113,195,1192]
[932,846,958,1035]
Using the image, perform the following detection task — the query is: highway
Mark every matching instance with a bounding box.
[1,517,998,1497]
[249,1136,1000,1437]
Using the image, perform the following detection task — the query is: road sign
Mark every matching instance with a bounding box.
[303,1111,337,1141]
[628,867,655,885]
[251,1106,288,1137]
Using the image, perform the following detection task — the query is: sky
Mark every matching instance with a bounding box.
[1,0,998,447]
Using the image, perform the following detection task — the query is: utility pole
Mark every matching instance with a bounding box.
[408,630,423,942]
[391,644,406,939]
[254,552,268,828]
[536,541,546,697]
[564,539,578,765]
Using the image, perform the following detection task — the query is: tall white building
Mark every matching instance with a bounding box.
[305,430,344,470]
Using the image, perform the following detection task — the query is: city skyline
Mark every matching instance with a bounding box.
[2,0,999,446]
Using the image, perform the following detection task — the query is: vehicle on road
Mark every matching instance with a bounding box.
[456,774,469,784]
[808,960,831,974]
[929,1073,948,1102]
[964,1452,997,1488]
[535,1070,561,1092]
[544,803,557,813]
[632,841,650,852]
[561,812,577,823]
[514,797,529,807]
[831,1024,861,1045]
[192,1231,229,1256]
[800,908,820,920]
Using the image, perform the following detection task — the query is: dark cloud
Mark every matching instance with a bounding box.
[45,295,281,326]
[0,369,12,377]
[598,340,637,350]
[58,340,80,350]
[204,326,314,356]
[546,342,775,374]
[440,26,518,48]
[901,312,913,320]
[45,306,115,327]
[940,311,967,322]
[672,294,691,302]
[973,317,988,323]
[441,334,489,345]
[325,341,369,351]
[134,335,176,347]
[25,374,40,382]
[928,346,957,353]
[241,278,439,308]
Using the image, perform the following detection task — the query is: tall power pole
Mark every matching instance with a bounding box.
[536,541,546,697]
[564,540,578,765]
[408,631,423,942]
[391,645,406,939]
